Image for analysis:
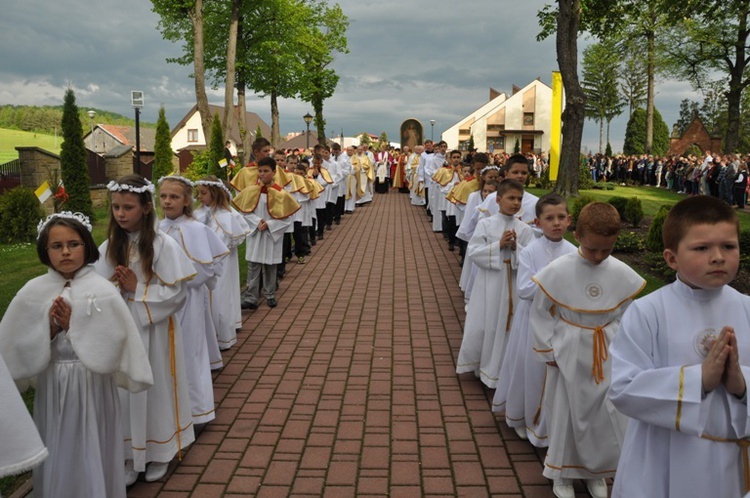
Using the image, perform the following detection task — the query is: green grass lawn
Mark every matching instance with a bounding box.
[0,128,61,163]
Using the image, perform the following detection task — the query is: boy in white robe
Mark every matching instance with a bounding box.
[474,154,540,228]
[456,179,535,389]
[531,202,645,498]
[610,195,750,498]
[493,194,576,447]
[433,150,462,250]
[233,157,300,309]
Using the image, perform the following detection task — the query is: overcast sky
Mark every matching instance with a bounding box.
[1,0,701,153]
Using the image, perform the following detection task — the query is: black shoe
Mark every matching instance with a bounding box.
[241,301,258,310]
[310,239,317,246]
[448,243,455,252]
[326,225,332,231]
[267,298,277,308]
[317,233,324,240]
[334,219,341,225]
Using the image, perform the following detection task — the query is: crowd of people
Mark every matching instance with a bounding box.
[587,151,750,209]
[413,144,750,497]
[2,135,750,497]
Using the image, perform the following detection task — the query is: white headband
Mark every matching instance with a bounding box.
[37,211,92,238]
[107,179,155,194]
[480,165,501,174]
[157,176,194,188]
[194,179,232,199]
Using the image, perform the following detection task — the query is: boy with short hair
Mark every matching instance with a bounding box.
[476,154,538,225]
[609,195,750,498]
[493,193,576,446]
[230,137,273,192]
[531,202,645,498]
[456,179,536,389]
[232,157,300,309]
[433,150,463,250]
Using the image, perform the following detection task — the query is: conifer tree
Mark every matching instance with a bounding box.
[60,88,93,218]
[209,113,226,179]
[152,106,174,182]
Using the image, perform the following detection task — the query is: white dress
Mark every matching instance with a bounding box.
[96,232,197,472]
[0,266,153,496]
[531,252,645,480]
[161,215,228,423]
[457,191,484,302]
[492,236,576,447]
[610,278,750,497]
[195,206,249,350]
[455,213,535,388]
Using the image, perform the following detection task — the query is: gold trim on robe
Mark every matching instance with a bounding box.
[432,165,456,187]
[232,182,301,219]
[450,177,479,205]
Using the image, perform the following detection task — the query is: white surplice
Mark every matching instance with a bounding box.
[492,236,576,447]
[242,192,294,265]
[455,213,535,388]
[96,232,197,472]
[531,252,645,480]
[610,278,750,498]
[457,191,485,303]
[161,215,229,422]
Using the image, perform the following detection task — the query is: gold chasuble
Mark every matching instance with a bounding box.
[299,173,323,200]
[232,183,301,220]
[287,171,309,194]
[450,177,479,205]
[432,165,456,187]
[346,157,361,200]
[275,168,293,188]
[230,163,258,191]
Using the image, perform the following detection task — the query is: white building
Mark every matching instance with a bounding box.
[442,79,554,155]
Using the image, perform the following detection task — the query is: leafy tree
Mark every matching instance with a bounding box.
[674,99,702,136]
[514,138,520,153]
[619,54,647,117]
[255,124,262,139]
[59,88,93,218]
[623,107,670,156]
[209,112,225,179]
[661,0,750,152]
[378,131,389,150]
[468,134,475,151]
[152,106,174,182]
[582,39,624,154]
[605,142,613,156]
[359,133,372,147]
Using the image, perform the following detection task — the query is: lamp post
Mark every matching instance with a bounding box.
[131,91,144,175]
[304,112,313,150]
[86,110,96,150]
[430,119,436,141]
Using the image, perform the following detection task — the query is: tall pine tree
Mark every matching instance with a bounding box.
[152,106,174,182]
[60,88,93,218]
[209,113,225,179]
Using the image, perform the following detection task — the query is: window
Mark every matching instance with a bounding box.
[487,136,505,150]
[187,129,198,142]
[523,113,534,126]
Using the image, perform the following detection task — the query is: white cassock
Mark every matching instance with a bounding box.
[195,206,250,347]
[492,236,576,447]
[531,252,645,480]
[0,266,152,497]
[426,154,445,231]
[457,191,485,302]
[455,213,535,388]
[96,233,197,472]
[610,278,750,498]
[243,193,293,264]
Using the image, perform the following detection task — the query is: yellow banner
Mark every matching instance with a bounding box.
[550,71,563,181]
[35,181,52,203]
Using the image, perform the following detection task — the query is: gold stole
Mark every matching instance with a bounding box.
[230,163,258,191]
[450,177,479,205]
[432,165,456,187]
[231,183,301,219]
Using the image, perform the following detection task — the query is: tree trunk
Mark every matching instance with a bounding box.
[237,80,248,164]
[554,0,585,197]
[270,91,280,148]
[598,118,604,154]
[313,98,326,145]
[724,4,749,153]
[645,4,656,154]
[189,0,212,143]
[222,0,241,143]
[606,118,612,150]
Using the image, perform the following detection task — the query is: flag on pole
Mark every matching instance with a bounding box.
[219,158,228,169]
[35,181,52,204]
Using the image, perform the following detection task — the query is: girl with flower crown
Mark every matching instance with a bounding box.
[195,176,249,350]
[95,174,196,485]
[0,212,153,497]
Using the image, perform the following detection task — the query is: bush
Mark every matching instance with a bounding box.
[578,158,594,190]
[645,205,670,252]
[571,194,596,228]
[182,150,213,182]
[613,230,645,253]
[739,229,750,272]
[592,182,616,190]
[0,188,45,243]
[535,165,554,190]
[624,197,644,227]
[607,196,629,220]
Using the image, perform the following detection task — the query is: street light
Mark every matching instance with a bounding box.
[430,119,436,141]
[304,112,313,150]
[86,110,96,150]
[131,91,144,175]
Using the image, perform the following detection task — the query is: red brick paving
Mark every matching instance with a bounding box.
[125,192,589,497]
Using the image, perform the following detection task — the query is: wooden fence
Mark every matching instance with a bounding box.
[0,159,20,194]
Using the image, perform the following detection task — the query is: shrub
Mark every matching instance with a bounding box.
[739,229,750,272]
[607,196,629,220]
[613,230,644,253]
[624,197,644,227]
[535,165,554,190]
[182,150,213,182]
[645,205,671,252]
[571,194,596,228]
[0,188,45,243]
[578,158,594,190]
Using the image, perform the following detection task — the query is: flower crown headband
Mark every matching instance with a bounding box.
[37,211,92,238]
[480,165,501,174]
[107,179,155,194]
[158,176,194,188]
[194,179,232,199]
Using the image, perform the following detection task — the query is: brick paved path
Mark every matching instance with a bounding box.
[126,192,563,498]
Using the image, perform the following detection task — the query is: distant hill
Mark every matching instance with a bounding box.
[0,128,62,163]
[0,104,155,138]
